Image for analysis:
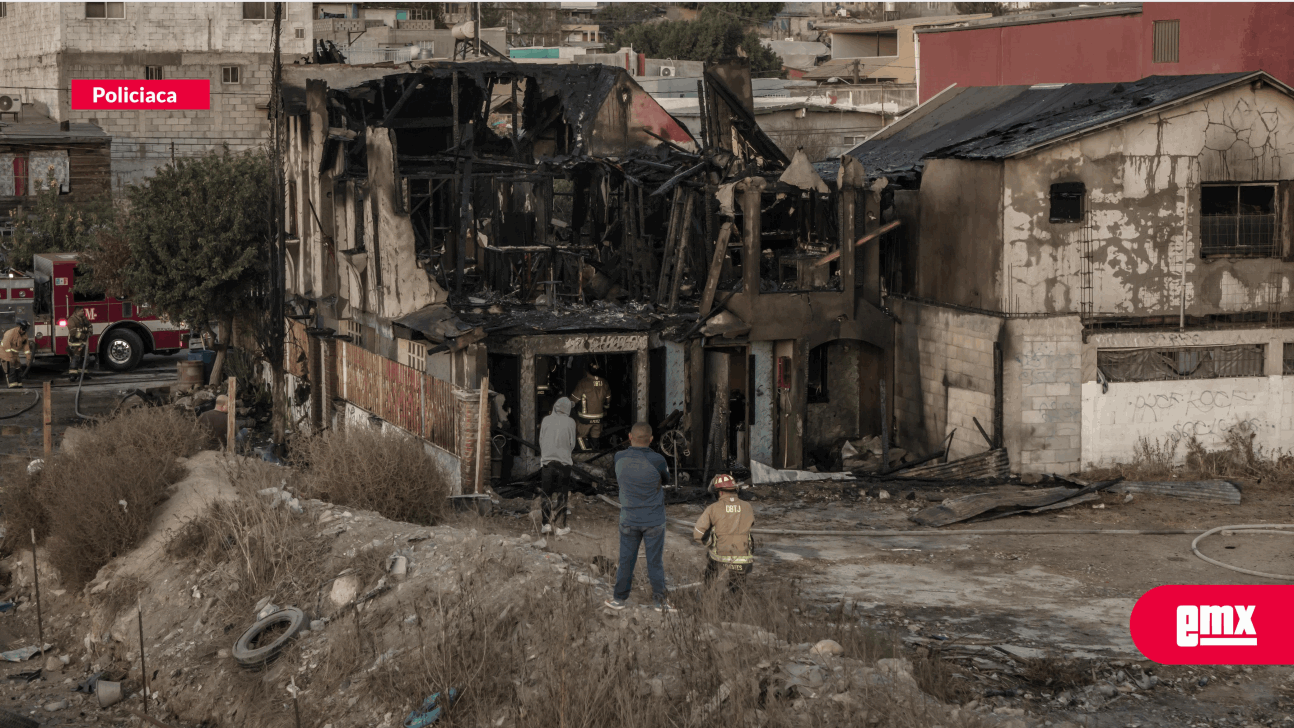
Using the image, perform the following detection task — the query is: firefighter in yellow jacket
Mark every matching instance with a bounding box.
[692,473,755,593]
[1,320,33,389]
[569,359,611,450]
[67,307,92,379]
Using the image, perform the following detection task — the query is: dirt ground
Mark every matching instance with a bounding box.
[0,442,1289,726]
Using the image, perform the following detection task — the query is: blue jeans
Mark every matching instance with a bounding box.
[614,523,667,602]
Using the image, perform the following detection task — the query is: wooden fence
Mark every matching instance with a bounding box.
[341,342,457,452]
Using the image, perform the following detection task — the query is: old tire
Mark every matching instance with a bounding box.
[232,607,305,669]
[101,328,144,372]
[0,708,40,728]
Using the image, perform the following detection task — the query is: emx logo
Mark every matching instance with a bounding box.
[1131,585,1292,664]
[1176,605,1256,646]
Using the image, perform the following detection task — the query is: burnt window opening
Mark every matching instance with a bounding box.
[1201,183,1277,258]
[145,66,163,80]
[1049,182,1085,223]
[1097,344,1265,382]
[242,2,268,20]
[1285,343,1294,375]
[1153,20,1179,64]
[807,344,830,403]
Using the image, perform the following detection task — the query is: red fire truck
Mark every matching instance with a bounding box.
[0,253,189,372]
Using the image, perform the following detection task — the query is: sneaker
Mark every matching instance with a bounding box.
[604,598,628,610]
[541,524,552,534]
[653,599,678,613]
[555,526,571,537]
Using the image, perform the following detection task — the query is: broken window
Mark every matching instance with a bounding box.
[242,2,268,20]
[1284,343,1294,375]
[1153,20,1179,63]
[1097,345,1265,382]
[1201,184,1277,257]
[222,66,241,84]
[85,2,123,19]
[1049,182,1084,223]
[145,66,163,80]
[807,344,830,403]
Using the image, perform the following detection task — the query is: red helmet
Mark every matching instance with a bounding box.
[711,474,738,491]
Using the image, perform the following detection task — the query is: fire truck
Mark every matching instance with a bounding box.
[0,253,189,372]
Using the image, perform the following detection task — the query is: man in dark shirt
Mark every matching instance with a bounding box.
[605,422,675,612]
[198,394,230,450]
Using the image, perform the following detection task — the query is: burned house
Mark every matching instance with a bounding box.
[280,59,894,491]
[852,71,1294,473]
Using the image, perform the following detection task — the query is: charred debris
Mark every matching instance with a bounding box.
[313,59,872,329]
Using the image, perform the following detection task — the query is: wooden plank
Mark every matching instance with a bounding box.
[666,190,695,312]
[475,376,489,494]
[226,377,237,453]
[655,186,684,301]
[815,220,901,266]
[698,221,733,317]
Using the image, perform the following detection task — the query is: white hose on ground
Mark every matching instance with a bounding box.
[595,494,1204,538]
[1190,524,1294,580]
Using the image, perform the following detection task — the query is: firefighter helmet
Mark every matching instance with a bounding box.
[15,319,29,333]
[711,473,738,491]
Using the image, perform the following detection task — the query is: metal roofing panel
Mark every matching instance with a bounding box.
[848,72,1263,182]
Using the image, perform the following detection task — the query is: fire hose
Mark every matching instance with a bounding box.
[1190,524,1294,581]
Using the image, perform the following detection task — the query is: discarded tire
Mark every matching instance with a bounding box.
[0,708,40,728]
[232,607,306,669]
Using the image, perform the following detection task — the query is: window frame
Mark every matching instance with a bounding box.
[241,2,268,21]
[1049,181,1085,224]
[0,4,8,19]
[144,65,163,80]
[85,2,124,19]
[1199,182,1279,259]
[221,65,242,84]
[294,27,304,39]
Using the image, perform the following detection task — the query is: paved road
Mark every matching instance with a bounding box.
[0,351,187,463]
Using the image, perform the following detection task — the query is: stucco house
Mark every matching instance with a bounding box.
[850,71,1294,473]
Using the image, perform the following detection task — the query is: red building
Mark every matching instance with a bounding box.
[916,3,1294,102]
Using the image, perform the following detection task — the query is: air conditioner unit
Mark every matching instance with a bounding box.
[659,66,676,77]
[0,93,22,113]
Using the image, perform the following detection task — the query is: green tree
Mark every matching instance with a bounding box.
[6,181,116,294]
[122,149,273,382]
[605,6,784,74]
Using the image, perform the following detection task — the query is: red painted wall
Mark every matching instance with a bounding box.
[918,3,1294,102]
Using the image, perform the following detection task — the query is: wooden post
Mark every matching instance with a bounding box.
[880,379,889,470]
[30,529,42,650]
[138,599,148,715]
[42,381,51,455]
[226,377,237,453]
[474,376,490,495]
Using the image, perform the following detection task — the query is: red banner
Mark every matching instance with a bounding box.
[70,79,210,110]
[1130,585,1294,664]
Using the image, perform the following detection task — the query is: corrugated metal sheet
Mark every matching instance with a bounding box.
[849,72,1261,182]
[895,448,1010,479]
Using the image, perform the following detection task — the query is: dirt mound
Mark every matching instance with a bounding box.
[0,456,988,728]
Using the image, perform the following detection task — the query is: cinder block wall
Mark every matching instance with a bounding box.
[1002,316,1083,474]
[890,298,1002,461]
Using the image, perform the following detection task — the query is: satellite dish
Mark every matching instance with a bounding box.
[0,96,13,112]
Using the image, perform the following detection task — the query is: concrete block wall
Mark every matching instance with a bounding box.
[890,298,1002,460]
[0,3,64,117]
[1001,316,1083,474]
[1080,327,1294,466]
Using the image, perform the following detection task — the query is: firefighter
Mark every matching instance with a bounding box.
[569,359,611,450]
[1,320,33,389]
[66,306,92,380]
[692,474,755,594]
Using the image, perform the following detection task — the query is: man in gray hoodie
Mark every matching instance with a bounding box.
[539,396,577,535]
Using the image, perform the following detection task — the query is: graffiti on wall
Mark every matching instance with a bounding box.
[1131,387,1266,442]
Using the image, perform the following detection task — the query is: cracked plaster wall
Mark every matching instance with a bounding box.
[1002,84,1294,317]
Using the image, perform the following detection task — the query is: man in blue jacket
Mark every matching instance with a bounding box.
[605,422,676,612]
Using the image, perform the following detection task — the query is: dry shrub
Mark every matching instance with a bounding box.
[0,469,49,554]
[309,562,985,728]
[12,407,204,589]
[174,458,329,622]
[1086,435,1178,482]
[292,425,450,526]
[1015,657,1098,692]
[1090,420,1294,487]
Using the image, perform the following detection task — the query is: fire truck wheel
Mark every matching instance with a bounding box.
[101,329,144,372]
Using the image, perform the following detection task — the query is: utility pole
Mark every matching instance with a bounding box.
[270,1,287,446]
